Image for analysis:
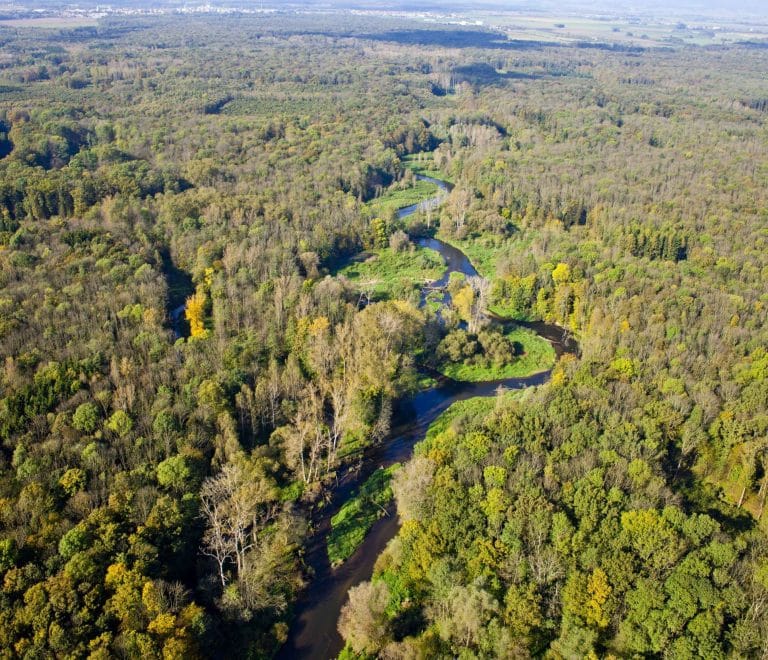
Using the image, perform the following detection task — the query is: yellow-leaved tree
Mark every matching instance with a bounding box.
[185,289,208,339]
[551,262,571,285]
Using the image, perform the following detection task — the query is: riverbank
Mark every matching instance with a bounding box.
[327,464,400,568]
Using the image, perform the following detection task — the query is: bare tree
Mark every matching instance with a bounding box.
[467,275,490,333]
[283,386,326,484]
[200,466,238,588]
[199,460,279,587]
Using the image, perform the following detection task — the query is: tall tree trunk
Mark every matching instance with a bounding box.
[757,473,767,520]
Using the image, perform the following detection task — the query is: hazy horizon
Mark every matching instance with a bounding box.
[311,0,768,19]
[9,0,768,17]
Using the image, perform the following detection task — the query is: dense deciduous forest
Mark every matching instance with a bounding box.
[0,12,766,659]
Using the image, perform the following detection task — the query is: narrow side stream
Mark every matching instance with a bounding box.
[159,247,193,339]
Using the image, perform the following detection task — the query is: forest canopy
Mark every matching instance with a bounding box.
[0,11,766,660]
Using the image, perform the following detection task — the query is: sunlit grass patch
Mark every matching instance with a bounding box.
[327,464,401,567]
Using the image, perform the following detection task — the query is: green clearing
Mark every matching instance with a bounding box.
[366,178,440,217]
[488,303,532,321]
[336,246,444,300]
[402,153,454,184]
[327,464,400,567]
[438,326,556,382]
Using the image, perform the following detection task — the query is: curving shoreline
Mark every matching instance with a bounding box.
[278,174,578,660]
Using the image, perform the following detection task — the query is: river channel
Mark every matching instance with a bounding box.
[277,175,578,659]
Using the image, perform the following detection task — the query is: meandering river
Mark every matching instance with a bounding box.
[278,175,578,660]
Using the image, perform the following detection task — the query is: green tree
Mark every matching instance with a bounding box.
[72,402,100,433]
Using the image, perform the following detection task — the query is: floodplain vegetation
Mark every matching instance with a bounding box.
[0,11,766,660]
